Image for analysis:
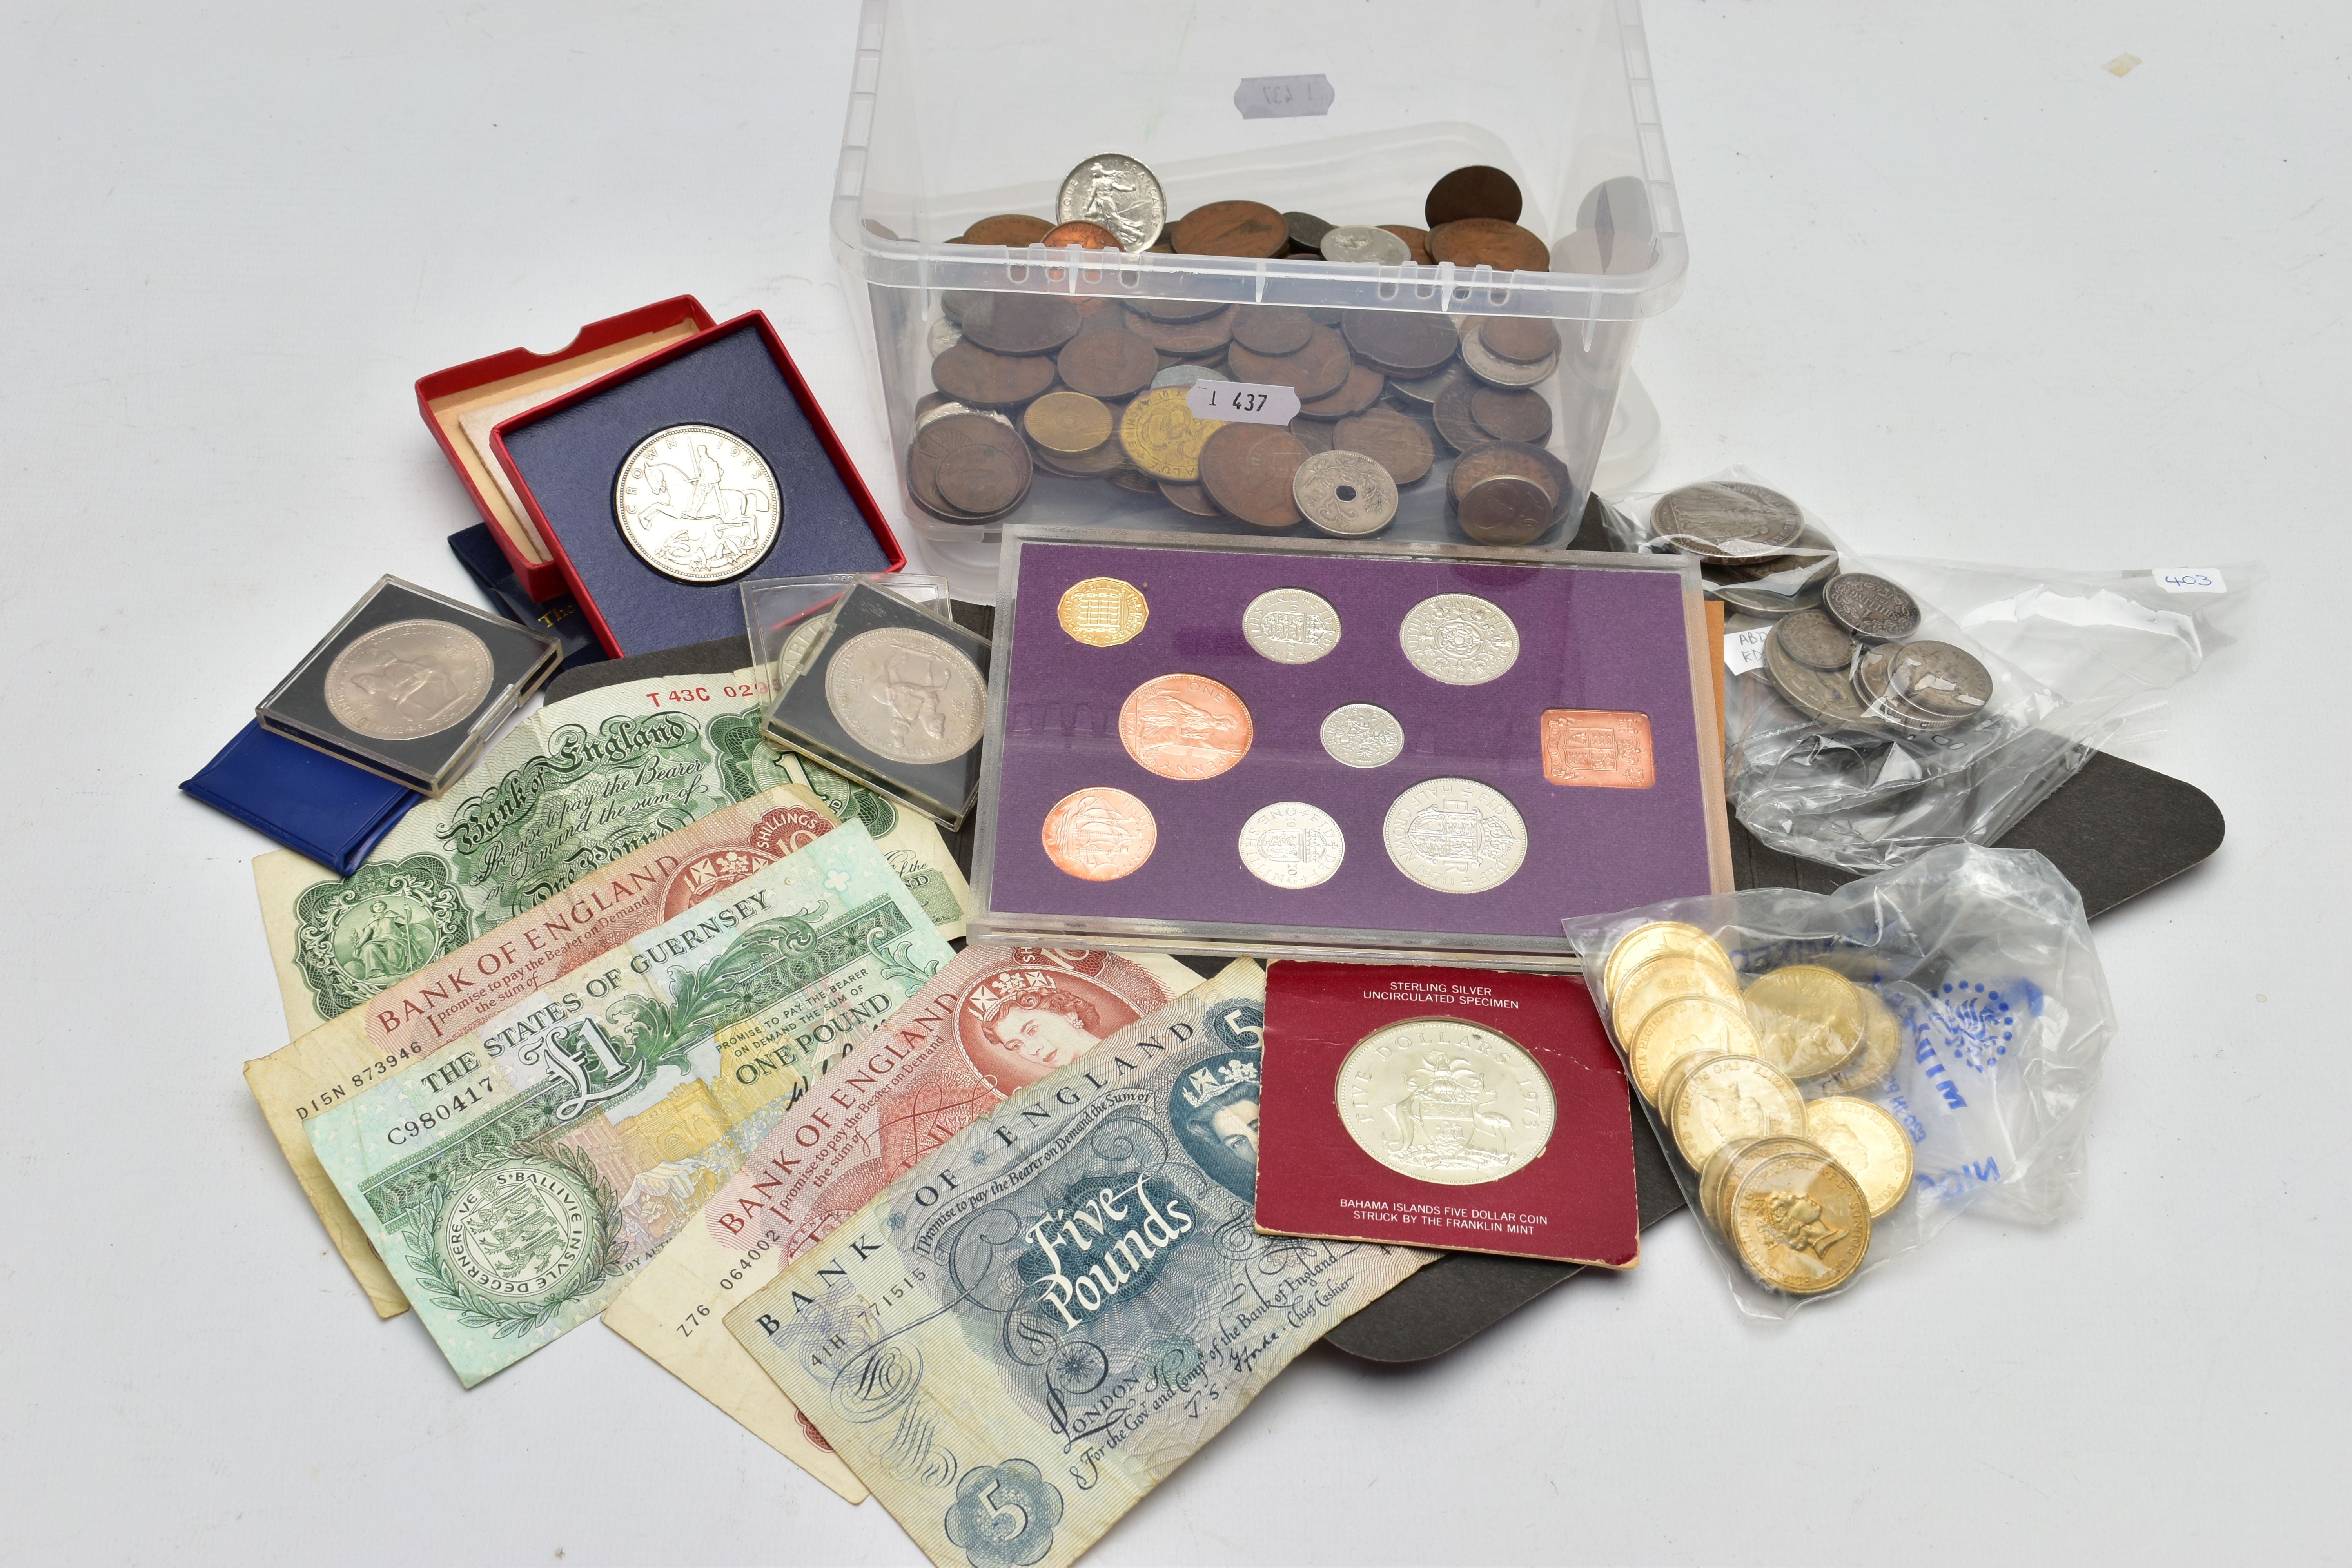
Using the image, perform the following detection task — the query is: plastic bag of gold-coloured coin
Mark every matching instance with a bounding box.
[1601,465,2262,875]
[1562,842,2118,1320]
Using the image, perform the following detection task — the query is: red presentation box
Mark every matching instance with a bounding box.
[1255,960,1640,1267]
[416,296,719,601]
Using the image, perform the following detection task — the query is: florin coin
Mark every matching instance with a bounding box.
[1771,609,1858,673]
[1293,448,1398,536]
[1320,702,1406,769]
[1237,801,1346,889]
[1242,588,1342,664]
[1803,1096,1915,1218]
[613,424,783,584]
[1041,787,1158,880]
[1425,164,1524,227]
[1602,920,1737,1004]
[1118,673,1253,780]
[1056,577,1149,647]
[1821,572,1922,643]
[1336,1018,1555,1186]
[1628,995,1762,1105]
[1744,965,1867,1080]
[1666,1054,1806,1169]
[324,619,495,740]
[1726,1142,1872,1294]
[1334,408,1436,485]
[1610,953,1745,1046]
[822,626,986,766]
[1022,390,1115,454]
[1399,593,1520,685]
[1320,224,1412,266]
[1820,986,1904,1095]
[1118,387,1225,481]
[1056,153,1167,252]
[1381,777,1528,894]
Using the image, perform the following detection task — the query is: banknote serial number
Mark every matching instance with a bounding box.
[673,1233,783,1339]
[385,1076,495,1145]
[293,1040,435,1121]
[641,681,769,707]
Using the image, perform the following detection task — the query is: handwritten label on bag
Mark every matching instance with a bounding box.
[1186,381,1302,426]
[1725,627,1771,675]
[2153,568,2227,594]
[1234,74,1336,119]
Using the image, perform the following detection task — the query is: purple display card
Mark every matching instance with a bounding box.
[976,535,1728,960]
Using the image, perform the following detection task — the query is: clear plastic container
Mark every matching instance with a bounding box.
[829,0,1689,599]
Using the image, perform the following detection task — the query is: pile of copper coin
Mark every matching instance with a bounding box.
[909,156,1589,544]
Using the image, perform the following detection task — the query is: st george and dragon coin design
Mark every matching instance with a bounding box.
[613,424,783,584]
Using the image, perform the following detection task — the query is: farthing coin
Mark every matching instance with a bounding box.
[1056,152,1167,252]
[614,424,783,583]
[1319,224,1413,267]
[1337,1018,1555,1185]
[822,626,985,766]
[1821,572,1922,643]
[1292,449,1399,537]
[325,619,495,740]
[1399,593,1520,685]
[1320,703,1406,769]
[1237,801,1346,889]
[1382,778,1528,894]
[1242,587,1343,665]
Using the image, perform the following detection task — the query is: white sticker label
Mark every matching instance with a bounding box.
[2154,568,2227,594]
[1725,626,1771,674]
[1186,380,1301,426]
[1234,74,1335,119]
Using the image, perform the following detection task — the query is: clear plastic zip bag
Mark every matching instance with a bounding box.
[1603,469,2261,872]
[1562,844,2118,1320]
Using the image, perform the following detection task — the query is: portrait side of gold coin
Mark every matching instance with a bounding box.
[1603,920,1737,1005]
[1336,1018,1555,1187]
[1820,985,1904,1094]
[1666,1054,1804,1169]
[1727,1144,1872,1294]
[1629,995,1760,1104]
[1745,964,1867,1079]
[324,618,496,741]
[1056,577,1149,647]
[1611,953,1744,1047]
[1802,1096,1915,1218]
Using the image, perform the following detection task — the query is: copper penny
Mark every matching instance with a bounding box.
[1022,390,1115,454]
[1288,419,1335,456]
[1123,303,1235,356]
[1230,304,1314,356]
[1029,433,1127,479]
[1450,439,1568,510]
[934,439,1029,514]
[1128,296,1229,325]
[1432,379,1489,454]
[1428,218,1551,273]
[1456,473,1556,546]
[1341,310,1458,376]
[1040,221,1120,250]
[1171,200,1290,258]
[1225,323,1352,401]
[1197,424,1310,529]
[1056,327,1158,399]
[959,214,1054,247]
[958,293,1081,355]
[1479,316,1563,365]
[909,413,1031,523]
[1379,223,1436,265]
[1042,787,1158,881]
[1540,710,1655,789]
[1297,359,1386,419]
[931,340,1056,408]
[1118,674,1254,780]
[1107,466,1157,493]
[1425,165,1524,227]
[1334,407,1436,485]
[1471,385,1553,443]
[1158,479,1221,517]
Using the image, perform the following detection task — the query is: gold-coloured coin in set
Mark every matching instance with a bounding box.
[1599,919,1921,1296]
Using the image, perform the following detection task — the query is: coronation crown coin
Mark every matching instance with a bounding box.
[613,424,783,584]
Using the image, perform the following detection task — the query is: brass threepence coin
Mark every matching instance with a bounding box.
[1726,1142,1872,1294]
[1171,199,1290,258]
[1041,787,1158,880]
[1667,1054,1806,1169]
[1241,586,1342,664]
[1118,387,1224,481]
[1056,577,1149,647]
[1429,218,1552,273]
[1198,424,1311,528]
[1803,1096,1915,1218]
[1602,920,1737,1004]
[1337,1018,1555,1185]
[1745,965,1868,1080]
[1022,390,1115,455]
[1055,153,1167,252]
[1334,408,1436,485]
[1820,985,1904,1094]
[1237,800,1347,889]
[324,619,495,740]
[1611,953,1745,1051]
[1822,572,1922,643]
[1425,164,1524,227]
[1118,673,1253,780]
[1629,994,1762,1105]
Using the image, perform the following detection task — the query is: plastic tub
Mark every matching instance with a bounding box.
[829,0,1688,599]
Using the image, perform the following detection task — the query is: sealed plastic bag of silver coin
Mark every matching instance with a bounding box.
[1604,468,2260,873]
[1561,843,2117,1321]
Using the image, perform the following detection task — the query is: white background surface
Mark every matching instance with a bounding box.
[3,3,2343,1562]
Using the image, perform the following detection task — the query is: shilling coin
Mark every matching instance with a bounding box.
[1337,1018,1555,1186]
[1242,587,1342,664]
[1821,986,1905,1095]
[1382,777,1527,894]
[1118,674,1253,780]
[1725,1142,1872,1294]
[1803,1096,1915,1218]
[1399,593,1520,685]
[1611,953,1745,1046]
[1666,1053,1806,1169]
[1602,920,1737,1004]
[324,619,494,740]
[1771,608,1858,672]
[1744,965,1868,1080]
[1041,787,1158,880]
[1320,224,1413,267]
[1056,153,1167,252]
[822,626,986,766]
[1292,448,1399,537]
[1237,801,1346,889]
[1056,577,1149,647]
[1628,995,1762,1105]
[1821,572,1922,643]
[1320,702,1406,769]
[613,424,782,583]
